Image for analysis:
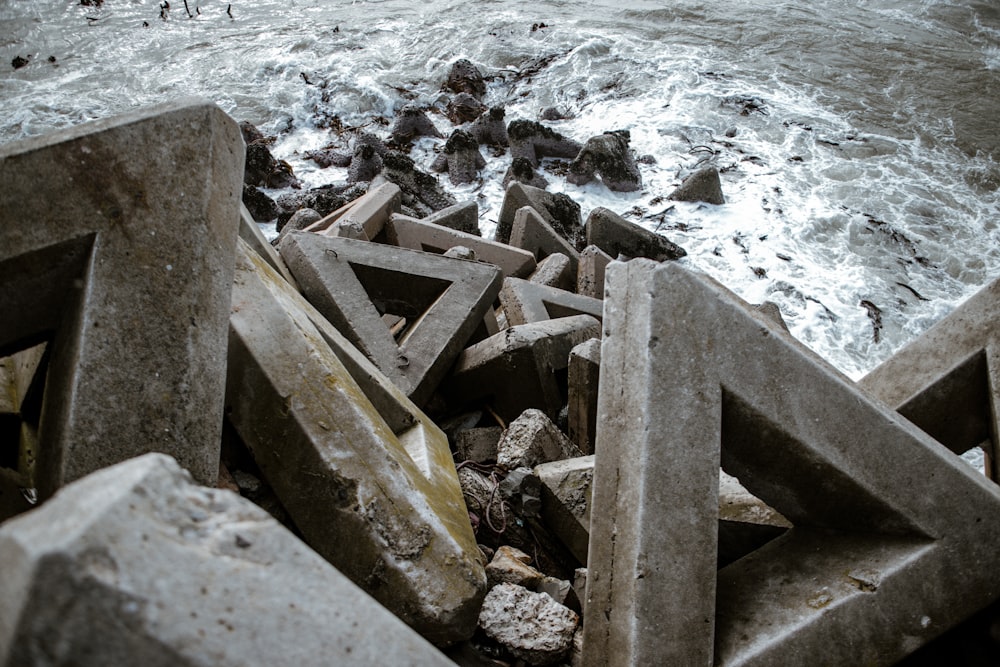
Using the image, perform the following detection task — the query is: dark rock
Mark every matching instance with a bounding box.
[381,151,458,216]
[667,166,725,205]
[238,120,267,146]
[497,182,584,249]
[243,128,300,189]
[503,156,548,189]
[390,104,443,144]
[447,93,487,124]
[567,130,641,192]
[275,183,366,229]
[507,120,582,167]
[304,148,353,168]
[469,107,508,147]
[445,58,487,99]
[348,143,384,183]
[242,184,280,222]
[274,207,323,245]
[431,129,486,185]
[11,55,30,70]
[539,107,571,121]
[585,206,686,261]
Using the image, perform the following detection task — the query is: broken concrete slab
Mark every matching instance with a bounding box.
[858,276,1000,477]
[496,409,582,470]
[0,98,243,497]
[499,278,604,327]
[226,241,486,643]
[455,426,503,464]
[386,214,536,278]
[496,182,583,248]
[278,232,502,407]
[478,583,579,666]
[576,245,613,300]
[529,253,574,292]
[446,315,601,423]
[584,206,686,261]
[0,453,453,666]
[567,339,601,455]
[510,207,581,280]
[536,455,595,565]
[584,259,1000,666]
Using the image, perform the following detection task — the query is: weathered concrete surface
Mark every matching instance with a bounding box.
[321,182,400,241]
[576,245,612,300]
[0,98,243,496]
[423,200,481,236]
[386,214,536,278]
[446,315,601,423]
[430,129,487,185]
[536,456,595,565]
[529,253,574,292]
[510,207,581,279]
[567,339,601,455]
[584,259,1000,666]
[667,166,725,205]
[390,104,443,143]
[226,242,486,643]
[0,453,453,667]
[584,206,686,261]
[455,426,503,464]
[478,583,579,665]
[497,409,582,470]
[566,131,641,192]
[507,120,583,168]
[858,276,1000,477]
[239,202,299,288]
[496,182,583,248]
[279,232,502,407]
[500,278,604,327]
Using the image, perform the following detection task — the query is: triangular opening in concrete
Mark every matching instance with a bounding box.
[348,262,451,344]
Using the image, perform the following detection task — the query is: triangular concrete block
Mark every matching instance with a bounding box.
[0,98,243,497]
[584,259,1000,666]
[510,207,581,281]
[278,233,502,407]
[500,277,603,326]
[584,206,686,261]
[859,276,1000,478]
[496,182,583,248]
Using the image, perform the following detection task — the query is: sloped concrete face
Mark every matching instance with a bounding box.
[584,259,1000,666]
[446,315,601,423]
[0,98,243,496]
[0,453,452,667]
[500,278,604,327]
[509,207,581,278]
[858,276,1000,476]
[278,232,503,408]
[226,242,486,644]
[584,206,686,261]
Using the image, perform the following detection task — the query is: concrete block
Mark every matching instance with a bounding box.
[455,426,503,464]
[226,242,487,643]
[496,182,583,249]
[485,545,545,589]
[386,214,536,278]
[584,206,686,261]
[500,278,604,327]
[667,166,725,205]
[446,315,601,423]
[239,202,299,288]
[567,339,601,455]
[576,245,613,299]
[478,583,579,666]
[536,455,595,565]
[423,200,481,236]
[320,182,400,241]
[583,259,1000,666]
[278,233,502,407]
[0,98,242,496]
[509,207,581,279]
[529,253,574,292]
[497,409,582,470]
[858,276,1000,477]
[0,453,452,666]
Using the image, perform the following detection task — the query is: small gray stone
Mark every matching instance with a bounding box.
[497,409,582,470]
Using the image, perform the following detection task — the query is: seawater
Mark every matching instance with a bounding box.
[2,0,999,382]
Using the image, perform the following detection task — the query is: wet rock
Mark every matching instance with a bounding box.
[390,104,443,144]
[242,184,280,222]
[503,156,549,189]
[347,143,384,183]
[447,92,486,124]
[274,207,322,245]
[667,166,726,205]
[238,120,267,145]
[477,583,579,665]
[241,122,300,189]
[585,206,686,261]
[431,129,486,185]
[497,182,584,250]
[445,58,487,99]
[567,130,641,192]
[303,147,352,168]
[486,545,545,589]
[275,183,367,229]
[540,107,571,121]
[497,409,583,470]
[469,107,509,147]
[508,119,582,167]
[381,151,458,216]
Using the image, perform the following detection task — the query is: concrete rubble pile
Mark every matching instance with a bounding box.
[3,81,1000,666]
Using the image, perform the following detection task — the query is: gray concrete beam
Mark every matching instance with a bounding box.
[0,98,243,496]
[499,278,603,327]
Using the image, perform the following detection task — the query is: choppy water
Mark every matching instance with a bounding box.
[2,0,999,380]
